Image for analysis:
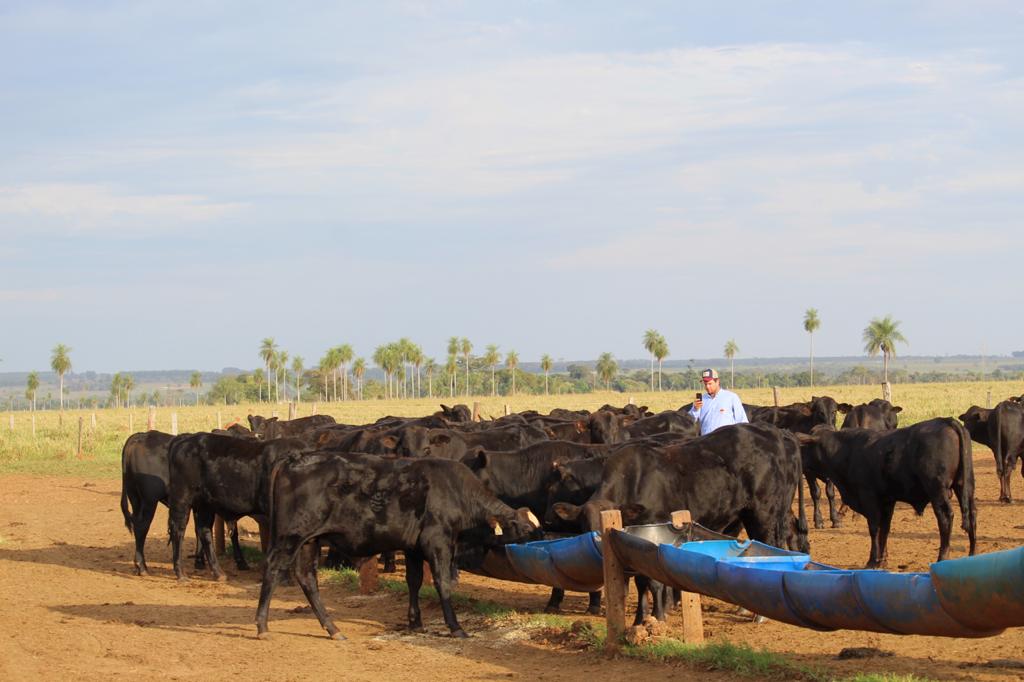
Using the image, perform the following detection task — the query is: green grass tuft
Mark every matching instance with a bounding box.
[625,638,807,678]
[839,675,937,682]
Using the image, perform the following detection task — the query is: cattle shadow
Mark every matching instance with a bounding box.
[0,541,265,585]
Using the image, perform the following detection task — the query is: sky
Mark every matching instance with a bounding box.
[2,1,1023,373]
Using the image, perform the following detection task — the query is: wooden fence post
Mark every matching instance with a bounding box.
[288,402,296,420]
[77,417,84,458]
[312,402,318,415]
[472,402,481,422]
[503,404,510,416]
[359,555,379,594]
[670,511,705,643]
[628,396,635,405]
[91,412,97,430]
[147,406,156,430]
[171,412,178,436]
[601,509,626,654]
[8,413,12,432]
[216,411,222,429]
[272,410,278,419]
[772,386,780,407]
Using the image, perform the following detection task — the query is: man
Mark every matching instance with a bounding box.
[688,368,748,436]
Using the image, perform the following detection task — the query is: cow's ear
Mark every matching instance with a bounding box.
[574,419,587,433]
[552,503,582,522]
[798,405,812,416]
[620,503,647,524]
[380,435,399,450]
[892,406,903,413]
[544,427,556,439]
[515,507,541,529]
[430,433,452,445]
[837,403,853,413]
[440,404,451,411]
[552,463,572,481]
[474,450,489,469]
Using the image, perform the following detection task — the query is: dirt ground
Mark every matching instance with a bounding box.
[3,451,1024,681]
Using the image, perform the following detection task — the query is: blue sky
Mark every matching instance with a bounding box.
[2,2,1023,373]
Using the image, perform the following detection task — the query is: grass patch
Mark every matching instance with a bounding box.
[320,567,360,589]
[839,676,937,682]
[229,542,264,567]
[625,639,818,679]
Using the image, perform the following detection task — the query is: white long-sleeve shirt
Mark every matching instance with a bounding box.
[688,388,749,435]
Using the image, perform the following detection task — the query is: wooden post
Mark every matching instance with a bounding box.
[472,402,481,422]
[91,412,97,429]
[171,412,178,436]
[77,417,84,458]
[772,386,780,407]
[503,403,510,416]
[271,410,278,419]
[627,396,635,405]
[288,402,296,420]
[670,511,705,644]
[312,402,318,415]
[359,555,379,594]
[216,411,222,429]
[882,381,892,402]
[214,516,225,555]
[147,406,155,430]
[601,509,626,654]
[8,413,12,431]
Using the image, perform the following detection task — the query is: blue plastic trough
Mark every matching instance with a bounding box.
[487,522,1024,637]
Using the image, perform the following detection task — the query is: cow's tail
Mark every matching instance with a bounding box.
[953,419,977,547]
[120,439,133,534]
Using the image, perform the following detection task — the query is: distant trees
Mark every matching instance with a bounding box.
[190,371,203,406]
[724,339,739,388]
[460,338,473,397]
[653,334,669,391]
[540,354,553,395]
[291,356,304,402]
[50,344,71,413]
[506,350,519,395]
[337,344,353,400]
[596,352,617,390]
[643,329,661,391]
[25,371,39,411]
[804,308,821,388]
[485,344,500,396]
[352,358,366,399]
[259,338,277,404]
[447,337,459,396]
[863,315,908,384]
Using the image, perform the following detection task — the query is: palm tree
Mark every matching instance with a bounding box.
[352,358,366,399]
[259,338,277,404]
[445,354,458,398]
[276,350,289,402]
[653,335,669,390]
[506,350,519,396]
[540,354,553,395]
[447,337,460,396]
[424,358,436,398]
[803,308,821,388]
[190,371,203,406]
[643,329,660,391]
[372,345,390,399]
[337,344,353,400]
[723,339,739,388]
[26,371,39,411]
[863,315,908,384]
[410,343,424,398]
[291,356,304,402]
[253,368,265,403]
[50,343,72,413]
[484,344,500,396]
[460,338,473,397]
[110,372,123,408]
[124,374,134,408]
[596,352,617,391]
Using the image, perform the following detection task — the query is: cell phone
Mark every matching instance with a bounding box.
[695,392,702,400]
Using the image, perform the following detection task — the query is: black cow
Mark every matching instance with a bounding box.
[959,401,1024,503]
[624,410,697,439]
[797,418,976,568]
[255,452,540,640]
[247,414,337,440]
[166,433,309,581]
[119,430,247,576]
[839,399,902,431]
[435,404,473,423]
[554,423,809,622]
[400,424,548,459]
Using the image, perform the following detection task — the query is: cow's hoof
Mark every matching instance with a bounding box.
[451,629,469,639]
[256,631,272,641]
[543,605,561,614]
[408,624,424,633]
[586,606,602,616]
[329,631,347,641]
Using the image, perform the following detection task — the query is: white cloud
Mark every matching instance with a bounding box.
[0,184,243,235]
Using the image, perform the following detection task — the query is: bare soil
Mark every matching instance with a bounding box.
[3,451,1024,681]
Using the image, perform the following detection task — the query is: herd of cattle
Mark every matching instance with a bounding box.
[118,394,1024,640]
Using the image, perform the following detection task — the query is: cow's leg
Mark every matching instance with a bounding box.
[862,503,884,569]
[256,537,302,639]
[404,548,426,631]
[875,503,896,568]
[1002,457,1015,503]
[421,541,466,637]
[586,590,602,615]
[293,540,345,640]
[807,475,825,529]
[544,588,566,613]
[194,507,225,581]
[131,497,159,576]
[229,520,249,571]
[633,574,651,625]
[381,551,397,573]
[930,490,955,563]
[825,480,842,528]
[168,501,192,581]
